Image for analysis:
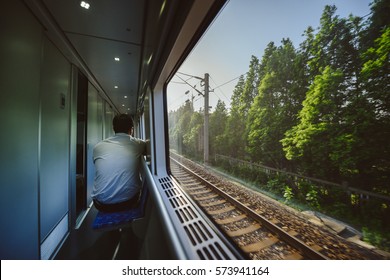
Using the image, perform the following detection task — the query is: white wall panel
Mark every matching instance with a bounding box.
[39,37,70,244]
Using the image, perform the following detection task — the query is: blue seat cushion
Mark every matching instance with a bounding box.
[92,188,148,231]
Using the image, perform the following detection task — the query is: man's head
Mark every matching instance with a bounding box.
[113,114,133,134]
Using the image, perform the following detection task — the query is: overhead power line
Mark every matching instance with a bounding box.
[212,74,245,90]
[177,71,204,80]
[175,74,204,96]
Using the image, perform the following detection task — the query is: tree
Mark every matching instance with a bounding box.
[358,6,390,191]
[240,55,260,117]
[281,66,345,179]
[222,75,247,158]
[305,5,361,84]
[169,100,193,155]
[247,39,306,168]
[361,0,390,50]
[209,100,228,156]
[361,26,390,119]
[183,111,203,159]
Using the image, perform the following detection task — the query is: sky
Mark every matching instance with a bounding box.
[167,0,373,112]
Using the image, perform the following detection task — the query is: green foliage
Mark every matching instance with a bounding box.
[183,111,203,158]
[305,189,320,209]
[283,186,294,203]
[281,66,349,180]
[362,27,390,75]
[247,39,306,168]
[223,76,247,158]
[210,100,228,156]
[361,26,390,121]
[362,227,390,251]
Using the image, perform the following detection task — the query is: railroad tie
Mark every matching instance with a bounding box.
[241,236,279,253]
[226,224,261,237]
[215,214,247,225]
[180,182,199,188]
[269,218,280,225]
[309,244,323,252]
[206,205,235,215]
[287,230,299,236]
[189,189,212,195]
[196,193,219,201]
[283,252,304,260]
[199,199,226,207]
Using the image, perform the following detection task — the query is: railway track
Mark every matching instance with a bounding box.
[170,154,389,260]
[170,157,328,260]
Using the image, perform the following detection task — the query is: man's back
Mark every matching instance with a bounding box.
[92,133,146,205]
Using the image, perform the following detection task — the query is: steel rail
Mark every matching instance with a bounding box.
[170,156,329,260]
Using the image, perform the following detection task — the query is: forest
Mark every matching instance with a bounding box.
[168,0,389,250]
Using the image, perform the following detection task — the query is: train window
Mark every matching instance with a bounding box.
[167,0,390,253]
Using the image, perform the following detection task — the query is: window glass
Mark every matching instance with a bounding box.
[167,0,389,251]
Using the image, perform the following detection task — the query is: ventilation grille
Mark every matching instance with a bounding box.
[197,242,230,260]
[158,176,236,260]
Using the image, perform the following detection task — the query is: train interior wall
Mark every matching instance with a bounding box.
[1,1,123,259]
[1,0,41,259]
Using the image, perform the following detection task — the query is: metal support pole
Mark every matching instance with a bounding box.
[204,73,209,164]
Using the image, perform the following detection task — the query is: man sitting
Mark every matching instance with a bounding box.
[92,114,146,212]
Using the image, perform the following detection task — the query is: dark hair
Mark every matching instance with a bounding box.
[113,114,133,133]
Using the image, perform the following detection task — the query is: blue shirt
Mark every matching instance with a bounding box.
[91,133,146,204]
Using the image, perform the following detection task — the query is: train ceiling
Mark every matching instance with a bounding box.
[41,0,152,115]
[25,0,227,116]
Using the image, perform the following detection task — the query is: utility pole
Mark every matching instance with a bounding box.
[177,72,210,164]
[204,73,209,164]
